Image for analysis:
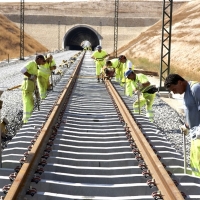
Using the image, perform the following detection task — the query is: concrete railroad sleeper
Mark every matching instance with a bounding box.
[0,52,199,200]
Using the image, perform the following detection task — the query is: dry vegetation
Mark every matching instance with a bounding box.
[0,14,48,61]
[117,0,200,81]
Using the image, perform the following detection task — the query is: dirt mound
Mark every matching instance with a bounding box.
[0,14,48,61]
[117,0,200,81]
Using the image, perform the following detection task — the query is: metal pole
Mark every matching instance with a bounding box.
[183,131,187,173]
[138,92,141,115]
[51,72,54,91]
[0,91,4,168]
[159,0,173,90]
[20,0,24,60]
[49,61,54,91]
[124,78,126,95]
[179,118,187,174]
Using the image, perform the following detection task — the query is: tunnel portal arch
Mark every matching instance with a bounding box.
[63,25,102,51]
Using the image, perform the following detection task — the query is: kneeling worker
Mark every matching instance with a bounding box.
[125,69,157,122]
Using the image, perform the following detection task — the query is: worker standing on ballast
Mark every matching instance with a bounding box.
[37,53,56,99]
[45,54,56,91]
[91,45,109,82]
[20,55,45,123]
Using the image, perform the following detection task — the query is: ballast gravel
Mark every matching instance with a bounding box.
[0,52,191,167]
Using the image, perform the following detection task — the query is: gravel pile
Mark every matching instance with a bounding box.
[153,96,191,166]
[0,53,191,167]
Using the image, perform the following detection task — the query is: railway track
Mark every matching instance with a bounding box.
[0,52,200,200]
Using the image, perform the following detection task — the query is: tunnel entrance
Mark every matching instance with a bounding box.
[63,25,102,51]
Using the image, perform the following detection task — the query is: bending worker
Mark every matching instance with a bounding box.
[164,74,200,177]
[118,55,134,96]
[125,69,157,122]
[20,55,45,123]
[37,53,56,99]
[105,59,123,83]
[91,45,109,82]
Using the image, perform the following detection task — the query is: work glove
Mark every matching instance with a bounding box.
[180,124,189,135]
[189,125,200,140]
[30,74,37,81]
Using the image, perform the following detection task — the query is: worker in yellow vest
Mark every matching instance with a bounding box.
[105,58,123,83]
[37,54,56,99]
[91,45,109,82]
[20,55,45,123]
[45,54,57,90]
[125,69,157,122]
[118,55,134,96]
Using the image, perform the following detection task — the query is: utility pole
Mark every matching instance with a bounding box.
[58,20,60,51]
[20,0,24,60]
[114,0,119,58]
[159,0,173,89]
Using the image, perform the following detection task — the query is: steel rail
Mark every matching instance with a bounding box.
[4,53,85,200]
[105,79,184,200]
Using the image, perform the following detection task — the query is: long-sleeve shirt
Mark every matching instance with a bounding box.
[184,81,200,128]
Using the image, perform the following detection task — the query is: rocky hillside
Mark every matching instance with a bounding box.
[118,0,200,80]
[0,0,198,81]
[0,14,48,61]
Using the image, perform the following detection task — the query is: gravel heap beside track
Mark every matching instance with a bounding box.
[0,53,191,168]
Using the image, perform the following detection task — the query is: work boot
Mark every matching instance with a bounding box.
[2,133,13,141]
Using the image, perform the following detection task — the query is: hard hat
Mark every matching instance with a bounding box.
[46,53,53,59]
[125,69,133,78]
[96,45,102,50]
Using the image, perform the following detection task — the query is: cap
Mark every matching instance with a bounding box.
[118,55,126,60]
[96,45,102,50]
[46,53,52,59]
[36,55,45,60]
[125,69,133,78]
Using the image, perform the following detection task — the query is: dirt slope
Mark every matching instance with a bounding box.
[118,0,200,80]
[0,14,48,61]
